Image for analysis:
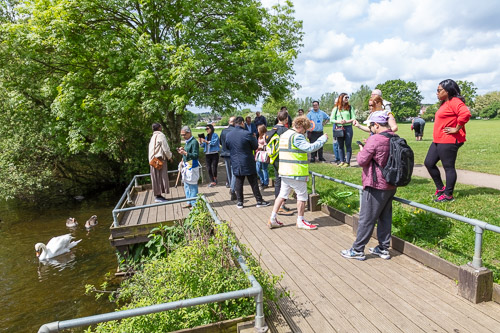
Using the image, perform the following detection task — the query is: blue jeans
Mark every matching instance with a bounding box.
[256,161,269,186]
[337,126,353,164]
[184,182,198,205]
[224,157,232,185]
[333,140,340,162]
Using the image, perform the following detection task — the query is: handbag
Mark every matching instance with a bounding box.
[255,150,270,163]
[333,127,345,138]
[149,135,164,170]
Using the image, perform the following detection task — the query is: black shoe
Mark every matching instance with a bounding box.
[319,158,327,162]
[236,202,244,209]
[309,158,316,163]
[256,201,271,207]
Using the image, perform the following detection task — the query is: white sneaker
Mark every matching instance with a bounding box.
[267,218,284,229]
[297,218,317,230]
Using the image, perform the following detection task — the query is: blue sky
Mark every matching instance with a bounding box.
[193,0,500,112]
[263,0,500,105]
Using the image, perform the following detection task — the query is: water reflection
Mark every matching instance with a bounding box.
[38,253,77,281]
[0,191,120,332]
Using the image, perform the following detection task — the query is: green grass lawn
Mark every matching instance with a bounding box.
[197,118,500,175]
[321,118,500,175]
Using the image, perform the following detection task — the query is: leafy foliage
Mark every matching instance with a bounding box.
[89,199,283,332]
[475,91,500,119]
[0,0,303,201]
[376,79,423,121]
[456,80,478,110]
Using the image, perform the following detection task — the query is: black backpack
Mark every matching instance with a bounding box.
[372,132,414,186]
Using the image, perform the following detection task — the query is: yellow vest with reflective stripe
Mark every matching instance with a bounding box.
[278,129,309,177]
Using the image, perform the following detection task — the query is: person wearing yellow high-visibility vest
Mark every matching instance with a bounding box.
[268,116,328,230]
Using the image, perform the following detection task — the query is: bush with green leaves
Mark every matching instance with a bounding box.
[88,199,283,332]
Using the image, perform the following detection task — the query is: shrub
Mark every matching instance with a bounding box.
[89,200,283,332]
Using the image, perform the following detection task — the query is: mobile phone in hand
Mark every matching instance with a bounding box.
[356,140,364,146]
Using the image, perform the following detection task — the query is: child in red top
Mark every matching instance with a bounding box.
[424,79,471,202]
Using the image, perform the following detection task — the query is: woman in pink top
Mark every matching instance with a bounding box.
[424,79,471,202]
[256,124,270,189]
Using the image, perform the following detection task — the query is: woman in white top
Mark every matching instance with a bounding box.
[149,123,173,203]
[353,95,398,133]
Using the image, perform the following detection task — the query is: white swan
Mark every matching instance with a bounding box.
[66,217,78,228]
[85,215,98,229]
[35,234,82,260]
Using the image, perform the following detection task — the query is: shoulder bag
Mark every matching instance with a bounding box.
[149,135,164,170]
[333,109,345,138]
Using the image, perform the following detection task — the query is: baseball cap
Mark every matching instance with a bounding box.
[363,111,389,124]
[371,89,382,96]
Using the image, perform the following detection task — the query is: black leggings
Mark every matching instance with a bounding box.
[205,153,219,183]
[424,142,463,196]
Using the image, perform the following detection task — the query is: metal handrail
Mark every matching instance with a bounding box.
[39,192,266,332]
[310,171,500,269]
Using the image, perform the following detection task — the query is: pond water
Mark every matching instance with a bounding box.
[0,191,121,332]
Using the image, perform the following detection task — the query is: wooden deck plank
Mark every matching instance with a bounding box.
[112,165,500,332]
[126,190,147,226]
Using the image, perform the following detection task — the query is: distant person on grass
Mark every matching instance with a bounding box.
[149,123,173,203]
[411,115,426,141]
[424,79,471,203]
[306,101,330,162]
[341,113,396,260]
[267,116,328,230]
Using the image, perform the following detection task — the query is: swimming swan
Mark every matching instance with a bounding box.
[85,215,98,229]
[35,234,82,260]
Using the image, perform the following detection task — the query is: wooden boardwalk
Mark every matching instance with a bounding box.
[121,164,500,332]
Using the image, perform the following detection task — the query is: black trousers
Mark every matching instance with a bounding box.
[309,131,324,160]
[205,153,219,183]
[424,142,463,196]
[234,174,263,203]
[273,162,281,198]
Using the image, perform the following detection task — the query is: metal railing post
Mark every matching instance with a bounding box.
[358,188,363,211]
[472,225,484,269]
[254,288,266,332]
[112,210,119,228]
[311,173,316,194]
[134,176,139,188]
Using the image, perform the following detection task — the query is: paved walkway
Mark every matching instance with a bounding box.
[322,152,500,190]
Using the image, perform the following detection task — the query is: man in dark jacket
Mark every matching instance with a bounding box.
[225,117,270,209]
[254,111,267,128]
[219,116,236,198]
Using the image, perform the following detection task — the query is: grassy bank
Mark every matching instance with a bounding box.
[308,163,500,283]
[196,118,500,175]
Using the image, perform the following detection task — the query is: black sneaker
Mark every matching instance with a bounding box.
[319,158,327,162]
[236,202,244,209]
[369,245,391,260]
[256,201,270,207]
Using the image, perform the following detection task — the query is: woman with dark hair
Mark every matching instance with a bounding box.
[149,123,172,203]
[330,93,356,167]
[424,79,471,202]
[199,124,220,187]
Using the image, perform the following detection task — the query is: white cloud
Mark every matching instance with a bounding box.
[263,0,500,105]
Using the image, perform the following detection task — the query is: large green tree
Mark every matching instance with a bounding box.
[456,80,478,110]
[0,0,303,201]
[475,91,500,119]
[376,79,423,121]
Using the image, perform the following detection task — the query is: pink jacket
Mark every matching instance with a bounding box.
[356,130,397,190]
